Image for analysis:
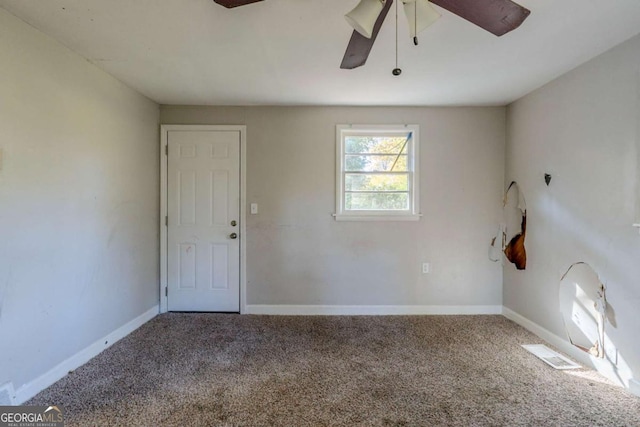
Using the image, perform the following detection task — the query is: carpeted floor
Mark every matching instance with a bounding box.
[27,314,640,426]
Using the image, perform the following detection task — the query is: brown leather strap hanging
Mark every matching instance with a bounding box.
[504,213,526,270]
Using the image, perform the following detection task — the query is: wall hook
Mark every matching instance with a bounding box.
[544,173,552,186]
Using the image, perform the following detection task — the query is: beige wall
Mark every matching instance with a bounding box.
[161,106,506,307]
[0,8,159,394]
[506,34,640,386]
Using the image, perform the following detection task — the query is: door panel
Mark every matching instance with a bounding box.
[167,130,240,312]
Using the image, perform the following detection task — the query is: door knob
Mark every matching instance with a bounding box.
[229,233,238,239]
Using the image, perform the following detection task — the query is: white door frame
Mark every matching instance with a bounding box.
[160,124,247,314]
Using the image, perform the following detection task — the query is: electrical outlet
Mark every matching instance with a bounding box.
[422,263,430,274]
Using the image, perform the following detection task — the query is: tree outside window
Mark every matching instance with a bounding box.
[335,125,420,221]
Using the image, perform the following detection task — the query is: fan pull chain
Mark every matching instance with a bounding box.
[413,1,419,45]
[392,0,402,76]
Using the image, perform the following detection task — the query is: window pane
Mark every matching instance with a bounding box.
[345,135,410,154]
[345,155,407,172]
[345,192,410,211]
[345,174,409,191]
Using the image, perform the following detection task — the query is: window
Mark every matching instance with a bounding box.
[335,124,420,221]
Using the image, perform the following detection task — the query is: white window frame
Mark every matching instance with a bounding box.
[335,124,421,221]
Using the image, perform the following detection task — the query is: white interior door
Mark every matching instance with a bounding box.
[167,130,240,312]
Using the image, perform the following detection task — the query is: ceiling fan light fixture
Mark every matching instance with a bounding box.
[402,0,440,38]
[345,0,386,39]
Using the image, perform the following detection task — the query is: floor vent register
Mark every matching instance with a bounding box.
[522,344,581,370]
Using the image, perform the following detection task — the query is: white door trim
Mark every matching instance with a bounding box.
[160,124,247,314]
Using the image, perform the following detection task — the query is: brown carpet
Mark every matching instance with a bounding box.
[27,314,640,426]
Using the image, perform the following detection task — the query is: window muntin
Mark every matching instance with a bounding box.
[336,125,420,221]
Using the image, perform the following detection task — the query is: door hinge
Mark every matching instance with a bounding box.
[165,216,168,227]
[165,286,168,297]
[165,145,168,156]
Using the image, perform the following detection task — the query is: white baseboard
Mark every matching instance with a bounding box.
[502,307,594,367]
[245,304,503,316]
[14,305,159,405]
[502,307,636,390]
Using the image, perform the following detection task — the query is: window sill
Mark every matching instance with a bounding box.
[333,213,422,222]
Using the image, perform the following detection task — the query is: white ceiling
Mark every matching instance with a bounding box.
[2,0,640,106]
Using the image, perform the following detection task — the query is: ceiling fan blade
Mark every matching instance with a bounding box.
[430,0,530,36]
[213,0,264,8]
[340,0,394,70]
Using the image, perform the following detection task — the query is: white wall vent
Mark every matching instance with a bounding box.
[522,344,581,370]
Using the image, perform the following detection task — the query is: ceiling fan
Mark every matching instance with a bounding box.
[213,0,531,70]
